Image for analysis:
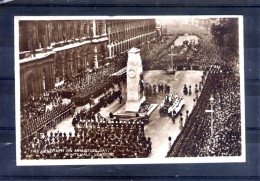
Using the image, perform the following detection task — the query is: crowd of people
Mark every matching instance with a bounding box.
[21,111,152,159]
[71,111,151,159]
[20,52,127,140]
[71,81,114,106]
[21,101,75,142]
[155,25,241,157]
[75,88,123,118]
[167,65,241,157]
[143,83,171,98]
[22,90,63,119]
[20,89,76,141]
[140,26,220,72]
[56,54,127,106]
[140,34,180,70]
[20,23,242,159]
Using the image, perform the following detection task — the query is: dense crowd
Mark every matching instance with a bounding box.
[73,88,122,119]
[21,89,76,141]
[57,53,127,105]
[140,27,218,72]
[21,76,153,159]
[21,111,151,159]
[167,65,241,157]
[20,53,127,140]
[21,102,75,142]
[20,23,242,159]
[22,90,63,119]
[140,34,180,70]
[153,25,242,157]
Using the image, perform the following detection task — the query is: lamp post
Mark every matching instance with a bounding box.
[167,53,177,73]
[205,94,215,137]
[209,95,215,137]
[170,53,173,69]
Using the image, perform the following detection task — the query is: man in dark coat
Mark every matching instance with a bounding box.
[119,95,123,104]
[109,112,114,118]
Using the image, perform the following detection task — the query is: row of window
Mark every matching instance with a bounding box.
[19,19,156,54]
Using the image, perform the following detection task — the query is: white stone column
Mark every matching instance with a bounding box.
[42,75,46,91]
[92,20,97,37]
[125,47,145,112]
[94,46,98,68]
[107,44,112,58]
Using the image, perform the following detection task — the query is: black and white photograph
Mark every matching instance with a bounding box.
[15,16,245,165]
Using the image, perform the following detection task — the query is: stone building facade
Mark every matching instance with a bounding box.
[19,19,156,104]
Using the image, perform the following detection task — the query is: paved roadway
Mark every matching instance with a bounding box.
[143,70,203,158]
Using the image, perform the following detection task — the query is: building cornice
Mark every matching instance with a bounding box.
[19,36,109,64]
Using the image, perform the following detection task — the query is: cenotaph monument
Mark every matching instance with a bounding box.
[125,47,146,112]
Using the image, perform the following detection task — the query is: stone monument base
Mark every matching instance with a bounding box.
[125,96,146,113]
[114,102,158,120]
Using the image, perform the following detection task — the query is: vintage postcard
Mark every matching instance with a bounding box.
[15,16,245,165]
